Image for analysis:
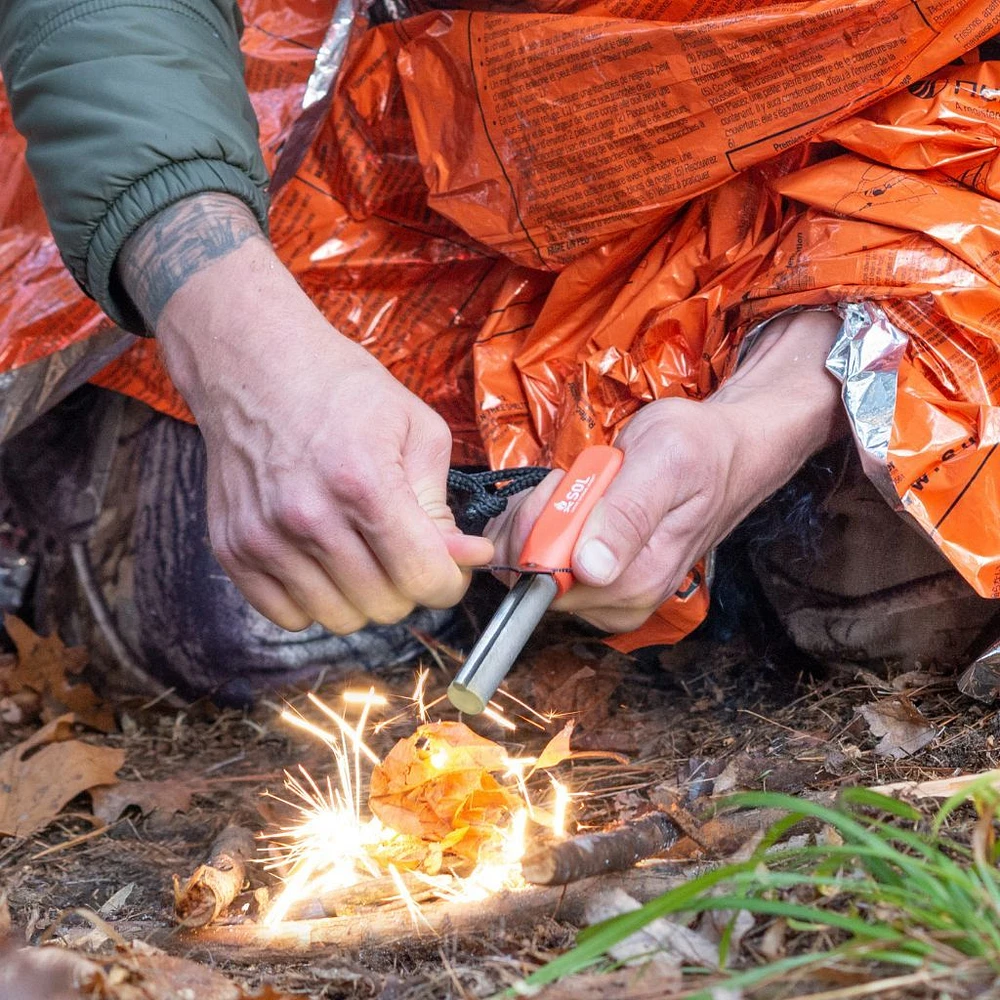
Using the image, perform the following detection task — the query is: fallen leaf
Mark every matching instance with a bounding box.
[584,887,714,972]
[4,615,114,732]
[696,901,755,954]
[97,883,135,918]
[0,943,87,1000]
[712,752,820,796]
[532,720,575,772]
[0,714,124,837]
[759,918,787,961]
[519,644,624,731]
[0,942,297,999]
[858,695,937,759]
[90,779,195,825]
[369,721,523,861]
[0,889,10,938]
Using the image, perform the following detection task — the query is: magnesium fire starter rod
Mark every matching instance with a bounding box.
[448,445,624,715]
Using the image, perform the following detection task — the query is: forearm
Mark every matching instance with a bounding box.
[117,193,267,332]
[0,0,267,332]
[707,309,847,517]
[116,199,489,635]
[116,192,359,423]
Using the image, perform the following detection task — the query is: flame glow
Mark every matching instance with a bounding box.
[551,777,570,839]
[264,681,573,925]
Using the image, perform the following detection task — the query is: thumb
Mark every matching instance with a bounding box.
[571,461,674,587]
[403,421,494,568]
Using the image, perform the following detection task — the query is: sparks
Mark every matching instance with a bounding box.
[343,689,388,707]
[307,691,380,766]
[482,705,517,731]
[551,777,571,839]
[412,667,431,724]
[264,674,578,926]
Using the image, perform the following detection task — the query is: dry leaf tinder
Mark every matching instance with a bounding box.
[369,722,523,861]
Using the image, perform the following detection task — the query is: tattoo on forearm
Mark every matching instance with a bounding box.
[117,192,266,327]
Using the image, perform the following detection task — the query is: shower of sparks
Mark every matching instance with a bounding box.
[305,692,380,765]
[495,686,560,724]
[412,668,430,724]
[551,777,571,839]
[264,680,574,926]
[343,689,388,708]
[388,864,428,929]
[372,670,445,734]
[482,704,517,731]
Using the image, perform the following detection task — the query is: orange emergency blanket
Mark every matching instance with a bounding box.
[1,0,999,646]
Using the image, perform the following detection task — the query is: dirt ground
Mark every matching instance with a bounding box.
[2,602,998,999]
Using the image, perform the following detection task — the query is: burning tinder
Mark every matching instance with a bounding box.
[262,679,577,926]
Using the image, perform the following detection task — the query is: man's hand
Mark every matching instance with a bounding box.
[488,309,846,633]
[118,193,492,632]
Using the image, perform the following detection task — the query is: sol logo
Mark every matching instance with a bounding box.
[554,474,596,514]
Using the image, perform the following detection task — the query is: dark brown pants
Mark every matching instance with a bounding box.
[748,442,999,672]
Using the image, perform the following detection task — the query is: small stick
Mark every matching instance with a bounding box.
[187,866,690,953]
[30,822,119,861]
[173,825,256,927]
[283,872,443,920]
[522,812,678,886]
[663,808,803,860]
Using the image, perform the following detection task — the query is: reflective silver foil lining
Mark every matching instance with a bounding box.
[302,0,356,110]
[826,301,908,510]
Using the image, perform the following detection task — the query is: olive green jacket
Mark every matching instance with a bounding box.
[0,0,270,332]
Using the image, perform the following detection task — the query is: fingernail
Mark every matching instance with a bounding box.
[576,539,618,584]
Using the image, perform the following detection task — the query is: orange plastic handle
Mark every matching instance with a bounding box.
[518,445,624,596]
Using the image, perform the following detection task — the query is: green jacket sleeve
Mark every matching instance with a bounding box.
[0,0,271,332]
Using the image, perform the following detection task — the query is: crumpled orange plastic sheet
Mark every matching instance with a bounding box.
[1,1,999,646]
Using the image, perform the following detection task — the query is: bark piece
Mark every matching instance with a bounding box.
[173,826,257,927]
[522,812,678,885]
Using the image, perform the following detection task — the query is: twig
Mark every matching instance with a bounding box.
[187,866,690,953]
[38,907,128,948]
[870,770,1000,800]
[31,822,120,861]
[780,969,948,1000]
[173,826,256,928]
[522,812,678,885]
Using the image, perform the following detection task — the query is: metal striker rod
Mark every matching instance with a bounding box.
[448,573,559,715]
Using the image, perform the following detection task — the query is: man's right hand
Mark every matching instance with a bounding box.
[118,193,492,632]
